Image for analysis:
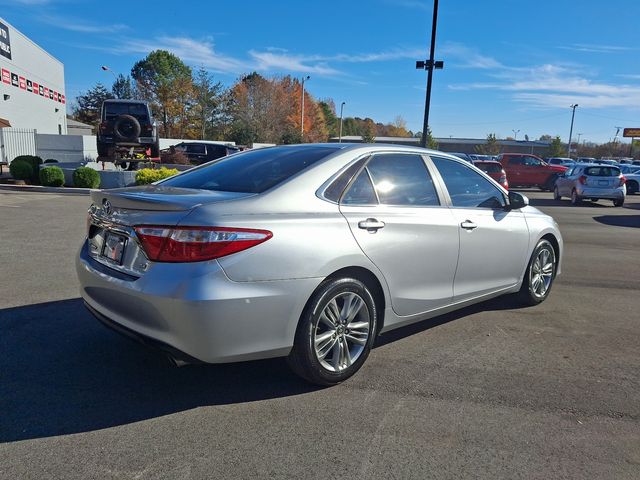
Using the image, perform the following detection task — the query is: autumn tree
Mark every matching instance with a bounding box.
[318,100,338,138]
[72,83,113,127]
[361,119,376,143]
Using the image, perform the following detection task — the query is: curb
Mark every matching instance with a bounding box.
[0,184,92,195]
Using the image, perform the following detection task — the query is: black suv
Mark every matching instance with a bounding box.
[172,142,240,165]
[97,100,159,158]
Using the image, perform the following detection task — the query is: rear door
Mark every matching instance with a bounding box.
[339,152,459,317]
[429,156,530,301]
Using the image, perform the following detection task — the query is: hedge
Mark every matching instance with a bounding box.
[39,166,65,187]
[12,155,43,183]
[9,159,33,181]
[135,167,179,185]
[73,167,101,188]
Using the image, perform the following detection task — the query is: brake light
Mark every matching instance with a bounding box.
[499,174,508,189]
[578,175,587,185]
[134,226,272,262]
[620,175,626,187]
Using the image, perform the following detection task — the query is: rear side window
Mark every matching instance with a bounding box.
[323,158,368,202]
[475,163,502,173]
[161,146,339,193]
[584,167,620,177]
[432,156,506,209]
[103,103,148,119]
[342,169,377,205]
[365,153,439,206]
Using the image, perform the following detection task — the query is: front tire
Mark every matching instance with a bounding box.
[518,239,557,306]
[613,198,624,207]
[287,278,377,386]
[626,180,638,195]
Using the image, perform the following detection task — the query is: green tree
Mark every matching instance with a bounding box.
[361,120,376,143]
[131,50,193,137]
[72,83,113,127]
[547,136,565,157]
[193,67,223,140]
[111,74,135,99]
[318,100,338,138]
[424,126,438,149]
[476,133,501,155]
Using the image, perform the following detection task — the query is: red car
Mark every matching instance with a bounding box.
[474,160,509,189]
[497,153,567,191]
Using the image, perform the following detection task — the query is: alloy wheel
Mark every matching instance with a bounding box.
[530,247,555,298]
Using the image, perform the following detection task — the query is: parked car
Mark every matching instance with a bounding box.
[77,144,563,385]
[631,160,640,166]
[447,152,474,163]
[619,165,640,175]
[577,157,597,163]
[547,157,575,168]
[554,164,626,206]
[497,153,567,190]
[593,159,619,166]
[473,160,509,189]
[97,99,159,158]
[624,171,640,195]
[170,142,240,165]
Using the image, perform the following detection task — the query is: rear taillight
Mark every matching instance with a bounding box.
[499,170,508,189]
[134,226,272,262]
[620,175,626,187]
[99,122,107,133]
[578,175,587,185]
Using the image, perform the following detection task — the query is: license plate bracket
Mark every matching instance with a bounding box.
[101,231,127,265]
[598,180,609,186]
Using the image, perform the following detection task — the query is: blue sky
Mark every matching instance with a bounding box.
[2,0,639,143]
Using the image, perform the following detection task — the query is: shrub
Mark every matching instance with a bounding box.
[39,166,65,187]
[160,150,190,165]
[12,155,43,183]
[73,167,101,188]
[9,159,33,181]
[135,167,179,185]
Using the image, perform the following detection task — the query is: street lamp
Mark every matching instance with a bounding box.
[567,104,578,157]
[101,65,117,81]
[300,75,310,138]
[338,101,346,143]
[416,0,444,148]
[512,129,520,140]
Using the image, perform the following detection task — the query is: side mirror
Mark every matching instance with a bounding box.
[507,191,529,210]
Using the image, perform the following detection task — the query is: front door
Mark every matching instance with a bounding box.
[339,153,459,317]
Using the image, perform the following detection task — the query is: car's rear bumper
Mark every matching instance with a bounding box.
[76,241,322,363]
[576,186,625,199]
[98,136,156,145]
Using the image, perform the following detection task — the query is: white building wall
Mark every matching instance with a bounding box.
[0,17,67,134]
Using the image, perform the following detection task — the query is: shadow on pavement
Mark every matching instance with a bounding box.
[0,298,318,443]
[1,294,529,443]
[593,215,640,228]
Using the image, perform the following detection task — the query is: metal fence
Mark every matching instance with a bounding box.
[0,128,37,163]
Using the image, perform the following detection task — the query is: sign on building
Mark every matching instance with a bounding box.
[0,21,11,60]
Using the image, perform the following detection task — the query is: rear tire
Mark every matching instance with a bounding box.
[287,277,377,386]
[97,141,109,157]
[518,239,557,306]
[571,189,581,206]
[613,198,624,207]
[627,180,638,195]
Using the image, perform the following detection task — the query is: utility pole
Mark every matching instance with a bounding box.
[512,129,520,140]
[567,104,578,157]
[300,76,310,138]
[338,102,346,143]
[416,0,443,148]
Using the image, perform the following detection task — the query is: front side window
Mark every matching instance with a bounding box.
[186,144,206,154]
[524,156,543,167]
[431,156,506,209]
[365,154,440,206]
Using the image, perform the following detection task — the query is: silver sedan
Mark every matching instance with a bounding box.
[77,144,563,385]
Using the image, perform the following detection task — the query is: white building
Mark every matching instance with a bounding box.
[0,17,67,135]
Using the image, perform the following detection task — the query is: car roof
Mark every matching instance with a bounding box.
[103,99,148,104]
[473,160,501,164]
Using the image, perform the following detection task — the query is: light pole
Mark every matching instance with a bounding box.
[416,0,443,148]
[338,101,346,143]
[101,65,117,81]
[300,75,310,138]
[512,129,520,140]
[567,104,578,158]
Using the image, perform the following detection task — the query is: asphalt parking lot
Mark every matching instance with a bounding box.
[1,189,638,479]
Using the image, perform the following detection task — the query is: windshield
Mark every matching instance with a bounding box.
[161,146,340,193]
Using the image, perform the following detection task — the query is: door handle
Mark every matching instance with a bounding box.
[460,220,477,230]
[358,218,385,233]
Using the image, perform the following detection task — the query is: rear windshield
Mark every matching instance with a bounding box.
[103,103,148,120]
[161,146,339,193]
[584,166,620,177]
[475,163,502,173]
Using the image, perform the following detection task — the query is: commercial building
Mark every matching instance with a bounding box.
[330,136,552,157]
[0,17,67,135]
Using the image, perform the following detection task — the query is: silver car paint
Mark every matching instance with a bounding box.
[77,144,563,363]
[556,164,625,200]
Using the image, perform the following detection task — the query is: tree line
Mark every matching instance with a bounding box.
[72,50,414,145]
